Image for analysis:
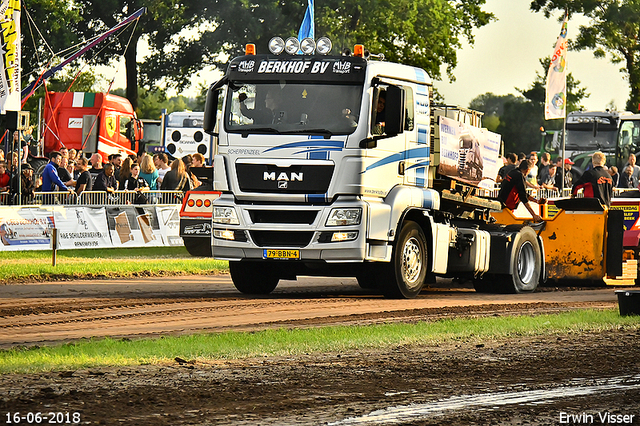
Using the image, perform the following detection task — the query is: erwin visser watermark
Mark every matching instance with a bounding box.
[559,411,636,424]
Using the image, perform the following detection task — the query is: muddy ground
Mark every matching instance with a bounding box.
[1,327,640,425]
[1,276,640,424]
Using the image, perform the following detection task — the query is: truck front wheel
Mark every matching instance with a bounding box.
[382,221,427,299]
[229,261,279,295]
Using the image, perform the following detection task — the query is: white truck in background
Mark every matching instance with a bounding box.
[201,38,628,298]
[164,111,214,162]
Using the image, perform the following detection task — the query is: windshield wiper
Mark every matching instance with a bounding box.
[239,127,281,137]
[281,129,334,138]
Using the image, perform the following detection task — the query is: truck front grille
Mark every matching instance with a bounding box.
[249,231,314,247]
[236,163,334,193]
[249,210,318,224]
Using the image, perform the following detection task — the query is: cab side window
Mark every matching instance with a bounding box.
[403,86,414,131]
[371,87,387,135]
[371,85,414,135]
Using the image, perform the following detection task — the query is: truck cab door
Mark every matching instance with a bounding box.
[397,85,426,188]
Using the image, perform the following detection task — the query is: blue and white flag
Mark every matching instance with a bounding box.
[297,0,314,41]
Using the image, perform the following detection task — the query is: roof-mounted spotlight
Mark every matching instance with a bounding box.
[316,37,332,55]
[300,37,316,54]
[284,37,300,55]
[268,37,285,55]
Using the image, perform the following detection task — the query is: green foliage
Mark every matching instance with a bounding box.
[469,93,521,117]
[24,0,494,112]
[21,0,81,84]
[0,247,228,283]
[318,0,494,81]
[530,0,640,111]
[110,87,202,118]
[471,59,588,154]
[1,309,637,373]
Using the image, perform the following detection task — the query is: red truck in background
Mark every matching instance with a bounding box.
[39,91,143,169]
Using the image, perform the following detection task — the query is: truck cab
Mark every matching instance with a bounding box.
[202,39,630,297]
[42,91,143,162]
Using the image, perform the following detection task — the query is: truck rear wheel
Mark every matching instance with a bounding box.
[229,261,279,295]
[496,227,541,293]
[382,221,427,299]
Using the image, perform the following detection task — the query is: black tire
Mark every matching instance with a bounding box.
[496,227,541,293]
[229,261,279,295]
[472,275,499,293]
[382,221,428,299]
[356,266,381,290]
[182,237,212,257]
[28,158,48,178]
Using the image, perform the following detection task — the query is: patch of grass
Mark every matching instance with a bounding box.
[0,247,228,282]
[1,309,638,374]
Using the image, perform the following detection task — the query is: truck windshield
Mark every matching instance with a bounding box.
[617,119,640,165]
[565,119,618,151]
[225,82,363,135]
[168,114,203,128]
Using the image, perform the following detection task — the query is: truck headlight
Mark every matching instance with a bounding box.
[213,207,240,225]
[326,208,362,226]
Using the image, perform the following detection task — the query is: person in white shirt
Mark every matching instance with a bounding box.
[153,153,171,185]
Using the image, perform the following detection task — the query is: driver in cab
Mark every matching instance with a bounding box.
[239,89,285,124]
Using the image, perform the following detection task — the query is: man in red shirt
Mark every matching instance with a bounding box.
[498,159,545,222]
[0,161,10,192]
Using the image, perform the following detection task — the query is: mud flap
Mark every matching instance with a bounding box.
[606,209,624,277]
[538,235,547,285]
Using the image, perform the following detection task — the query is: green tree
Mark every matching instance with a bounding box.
[469,93,520,132]
[319,0,494,81]
[67,0,302,111]
[489,59,588,154]
[24,0,493,112]
[530,0,640,111]
[21,0,81,87]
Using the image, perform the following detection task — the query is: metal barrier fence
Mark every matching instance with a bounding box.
[2,187,639,207]
[2,190,185,206]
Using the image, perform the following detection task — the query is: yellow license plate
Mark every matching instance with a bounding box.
[263,249,300,259]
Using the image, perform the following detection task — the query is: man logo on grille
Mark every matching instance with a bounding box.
[263,171,303,181]
[278,181,288,189]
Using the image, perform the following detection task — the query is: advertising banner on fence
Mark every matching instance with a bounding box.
[55,207,111,249]
[106,206,164,247]
[0,207,56,250]
[0,204,182,251]
[438,116,502,188]
[156,205,183,246]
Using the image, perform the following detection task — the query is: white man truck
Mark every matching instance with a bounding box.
[202,40,632,298]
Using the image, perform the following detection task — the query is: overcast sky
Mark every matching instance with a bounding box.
[434,0,630,111]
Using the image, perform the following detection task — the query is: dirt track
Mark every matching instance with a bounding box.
[1,276,639,425]
[0,275,626,348]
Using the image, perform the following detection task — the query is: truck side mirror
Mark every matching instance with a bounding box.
[385,85,405,137]
[204,85,219,136]
[204,77,228,136]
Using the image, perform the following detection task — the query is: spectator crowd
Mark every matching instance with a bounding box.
[0,127,208,205]
[496,150,637,195]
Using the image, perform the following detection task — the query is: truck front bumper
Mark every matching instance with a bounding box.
[211,196,372,263]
